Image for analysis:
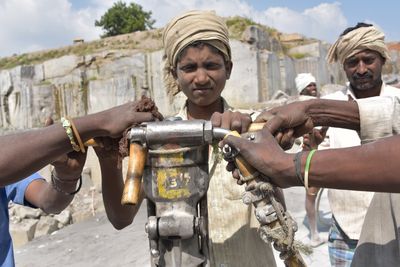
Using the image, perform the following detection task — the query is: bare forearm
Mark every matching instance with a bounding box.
[100,159,141,229]
[0,114,110,186]
[25,178,78,214]
[35,183,75,214]
[0,125,71,185]
[306,135,400,192]
[0,101,155,186]
[307,99,360,130]
[308,99,360,130]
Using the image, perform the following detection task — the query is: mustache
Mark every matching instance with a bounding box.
[193,86,212,90]
[353,72,373,79]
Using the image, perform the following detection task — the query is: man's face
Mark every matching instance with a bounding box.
[343,49,384,92]
[300,82,318,97]
[174,44,232,107]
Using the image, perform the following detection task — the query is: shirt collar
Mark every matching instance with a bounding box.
[346,81,387,100]
[176,97,232,120]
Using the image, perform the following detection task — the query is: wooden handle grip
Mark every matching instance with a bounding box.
[227,123,265,179]
[225,131,258,179]
[247,122,265,132]
[235,154,258,178]
[121,142,147,205]
[285,254,307,267]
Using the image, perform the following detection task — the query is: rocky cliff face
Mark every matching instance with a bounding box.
[0,26,347,132]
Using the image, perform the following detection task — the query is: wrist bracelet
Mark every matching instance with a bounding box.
[67,116,85,153]
[304,149,317,191]
[51,170,82,195]
[61,117,80,152]
[293,151,304,186]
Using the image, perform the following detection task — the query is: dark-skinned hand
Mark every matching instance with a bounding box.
[255,101,316,150]
[210,110,252,134]
[302,126,329,151]
[221,127,297,188]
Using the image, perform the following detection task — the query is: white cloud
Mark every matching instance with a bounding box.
[0,0,102,57]
[257,2,347,42]
[302,2,347,41]
[0,0,348,58]
[124,1,348,42]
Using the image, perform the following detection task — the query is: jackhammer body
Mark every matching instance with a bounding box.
[125,120,216,267]
[120,119,306,267]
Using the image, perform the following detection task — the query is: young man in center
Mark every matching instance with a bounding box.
[162,11,277,266]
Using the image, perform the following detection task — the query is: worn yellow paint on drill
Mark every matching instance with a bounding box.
[156,151,191,199]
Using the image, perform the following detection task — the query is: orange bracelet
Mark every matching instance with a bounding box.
[61,117,80,152]
[67,116,85,153]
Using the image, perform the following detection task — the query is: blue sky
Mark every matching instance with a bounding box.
[0,0,398,58]
[247,0,399,42]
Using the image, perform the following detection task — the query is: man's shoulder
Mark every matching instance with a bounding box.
[383,84,400,97]
[322,87,348,100]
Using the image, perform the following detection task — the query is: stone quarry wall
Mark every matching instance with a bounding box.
[0,29,346,132]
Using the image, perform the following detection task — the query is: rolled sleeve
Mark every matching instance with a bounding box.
[357,96,400,143]
[5,173,44,206]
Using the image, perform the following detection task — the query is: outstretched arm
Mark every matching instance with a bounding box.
[256,98,360,139]
[222,128,400,193]
[0,101,154,186]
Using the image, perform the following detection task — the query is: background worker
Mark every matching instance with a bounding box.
[295,72,327,247]
[321,22,400,267]
[252,23,400,266]
[296,73,319,98]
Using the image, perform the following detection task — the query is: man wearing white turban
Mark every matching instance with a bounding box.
[295,73,318,97]
[295,73,328,248]
[322,22,400,267]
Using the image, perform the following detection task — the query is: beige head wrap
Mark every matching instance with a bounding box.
[326,25,390,64]
[162,10,231,96]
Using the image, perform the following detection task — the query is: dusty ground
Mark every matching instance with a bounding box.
[14,187,332,267]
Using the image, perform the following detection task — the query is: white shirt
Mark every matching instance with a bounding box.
[357,95,400,141]
[351,94,400,267]
[322,83,400,240]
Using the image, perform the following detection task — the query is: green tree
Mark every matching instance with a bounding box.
[95,1,155,38]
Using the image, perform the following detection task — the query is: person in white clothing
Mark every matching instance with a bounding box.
[219,94,400,267]
[320,22,400,267]
[295,73,328,247]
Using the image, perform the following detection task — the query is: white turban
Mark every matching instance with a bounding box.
[326,25,390,64]
[295,73,316,93]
